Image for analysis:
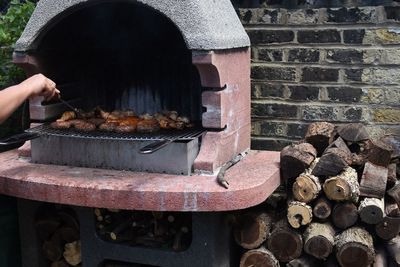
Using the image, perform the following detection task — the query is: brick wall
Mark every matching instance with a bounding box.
[236,3,400,150]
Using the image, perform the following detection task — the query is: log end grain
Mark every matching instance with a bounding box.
[287,201,313,229]
[332,202,358,229]
[239,247,279,267]
[292,175,321,203]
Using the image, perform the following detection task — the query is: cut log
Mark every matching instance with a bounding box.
[233,212,272,249]
[312,196,332,220]
[63,240,81,266]
[359,162,388,198]
[287,201,313,229]
[386,236,400,265]
[385,196,400,217]
[373,245,388,267]
[364,139,393,167]
[292,173,321,203]
[387,163,398,190]
[336,123,369,142]
[375,216,400,240]
[359,197,385,224]
[325,255,340,267]
[239,247,279,267]
[303,222,335,260]
[266,220,303,263]
[305,122,335,156]
[35,219,61,241]
[286,255,319,267]
[57,210,80,231]
[380,134,400,161]
[334,227,375,267]
[323,167,359,203]
[110,219,133,241]
[312,148,350,177]
[280,143,317,180]
[331,202,358,229]
[387,182,400,208]
[326,137,352,155]
[51,260,70,267]
[42,240,63,262]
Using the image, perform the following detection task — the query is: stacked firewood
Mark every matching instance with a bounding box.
[34,206,81,267]
[235,122,400,267]
[95,209,191,251]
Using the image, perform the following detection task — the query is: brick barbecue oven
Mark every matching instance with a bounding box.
[0,1,280,266]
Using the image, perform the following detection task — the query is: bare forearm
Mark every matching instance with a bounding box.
[0,83,32,124]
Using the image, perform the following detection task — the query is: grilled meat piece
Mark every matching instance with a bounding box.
[99,122,118,132]
[87,118,106,126]
[50,121,72,129]
[122,110,136,117]
[57,111,76,122]
[70,119,96,132]
[139,113,153,120]
[115,125,136,133]
[137,119,160,133]
[118,116,139,127]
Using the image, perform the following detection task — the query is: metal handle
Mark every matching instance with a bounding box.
[139,139,174,154]
[0,132,41,146]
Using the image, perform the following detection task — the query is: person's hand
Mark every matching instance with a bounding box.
[19,74,60,101]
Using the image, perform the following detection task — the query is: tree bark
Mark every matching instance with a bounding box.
[233,212,272,249]
[287,255,319,267]
[303,222,335,260]
[266,220,303,263]
[386,236,400,266]
[312,196,332,220]
[239,247,279,267]
[334,227,375,267]
[363,139,393,167]
[323,167,359,203]
[305,122,335,156]
[387,182,400,208]
[312,148,350,177]
[287,201,313,229]
[359,162,388,198]
[336,123,369,143]
[373,245,388,267]
[331,202,358,229]
[385,196,400,217]
[375,216,400,240]
[280,143,317,180]
[387,163,398,190]
[358,197,385,224]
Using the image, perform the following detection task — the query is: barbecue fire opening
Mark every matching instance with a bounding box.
[35,1,203,119]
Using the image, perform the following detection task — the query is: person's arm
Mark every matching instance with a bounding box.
[0,74,59,124]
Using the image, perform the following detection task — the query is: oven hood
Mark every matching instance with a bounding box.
[15,0,250,52]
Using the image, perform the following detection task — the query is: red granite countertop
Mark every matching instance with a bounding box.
[0,149,280,211]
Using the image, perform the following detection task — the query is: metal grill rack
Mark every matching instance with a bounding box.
[27,123,205,141]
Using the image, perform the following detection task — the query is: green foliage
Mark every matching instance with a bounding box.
[0,0,35,88]
[0,1,35,140]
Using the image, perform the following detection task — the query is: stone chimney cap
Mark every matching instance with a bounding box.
[14,0,250,52]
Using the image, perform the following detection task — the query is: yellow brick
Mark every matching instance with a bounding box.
[373,108,400,123]
[375,29,400,44]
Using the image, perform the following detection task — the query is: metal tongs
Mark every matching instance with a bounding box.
[57,97,84,118]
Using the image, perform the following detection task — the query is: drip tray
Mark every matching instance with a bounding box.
[29,125,203,175]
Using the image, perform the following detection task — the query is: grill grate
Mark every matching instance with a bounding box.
[26,124,205,141]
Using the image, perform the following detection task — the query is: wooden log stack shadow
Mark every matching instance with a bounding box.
[236,122,400,267]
